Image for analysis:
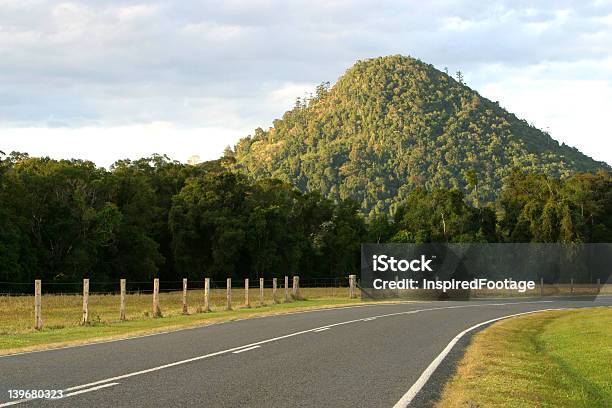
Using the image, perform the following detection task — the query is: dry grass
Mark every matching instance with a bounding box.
[435,307,612,408]
[0,286,352,335]
[0,298,376,355]
[2,284,607,334]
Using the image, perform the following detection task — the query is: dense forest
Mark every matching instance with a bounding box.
[1,152,610,287]
[231,55,608,216]
[0,153,364,286]
[1,55,610,287]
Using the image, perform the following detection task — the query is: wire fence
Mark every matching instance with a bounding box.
[0,276,357,334]
[0,277,350,296]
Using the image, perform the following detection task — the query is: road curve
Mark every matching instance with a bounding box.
[1,297,610,408]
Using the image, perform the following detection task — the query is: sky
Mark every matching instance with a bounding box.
[1,0,611,167]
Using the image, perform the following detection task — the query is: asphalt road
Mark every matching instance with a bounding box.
[1,296,610,408]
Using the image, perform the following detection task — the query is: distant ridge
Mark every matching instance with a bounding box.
[230,55,609,215]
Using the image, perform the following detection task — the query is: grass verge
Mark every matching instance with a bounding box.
[436,307,612,408]
[0,298,374,356]
[0,287,352,334]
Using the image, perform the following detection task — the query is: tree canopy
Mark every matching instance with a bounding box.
[1,150,609,289]
[231,55,608,216]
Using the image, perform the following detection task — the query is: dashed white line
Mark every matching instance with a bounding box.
[232,345,261,354]
[0,400,26,407]
[0,383,120,407]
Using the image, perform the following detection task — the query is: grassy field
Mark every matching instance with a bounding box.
[0,297,367,355]
[0,286,351,335]
[436,307,612,408]
[0,286,369,355]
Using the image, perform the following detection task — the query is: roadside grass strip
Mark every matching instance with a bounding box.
[435,307,612,408]
[0,298,366,355]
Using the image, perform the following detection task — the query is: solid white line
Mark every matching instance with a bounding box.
[0,300,555,407]
[0,383,119,407]
[392,308,567,408]
[232,345,260,354]
[63,382,119,397]
[313,327,330,332]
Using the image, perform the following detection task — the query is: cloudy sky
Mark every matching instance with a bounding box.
[1,0,611,167]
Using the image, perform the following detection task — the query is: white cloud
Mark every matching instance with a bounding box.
[0,0,611,165]
[117,5,158,21]
[481,75,612,164]
[180,22,248,40]
[268,82,317,105]
[441,16,478,31]
[1,122,251,168]
[469,56,612,164]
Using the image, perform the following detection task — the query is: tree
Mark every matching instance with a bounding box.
[2,157,120,282]
[455,70,464,84]
[169,172,250,280]
[105,161,164,281]
[312,200,365,278]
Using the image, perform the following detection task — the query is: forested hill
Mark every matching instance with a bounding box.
[230,55,608,216]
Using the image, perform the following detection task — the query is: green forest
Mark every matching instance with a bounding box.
[231,55,608,216]
[1,55,610,289]
[0,152,610,288]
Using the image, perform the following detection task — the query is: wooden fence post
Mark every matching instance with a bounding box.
[272,278,278,304]
[395,274,399,297]
[259,278,264,306]
[244,278,250,307]
[81,278,89,325]
[540,277,544,297]
[285,276,290,302]
[204,278,211,312]
[226,278,232,310]
[349,275,356,299]
[120,279,126,321]
[292,276,300,299]
[34,279,42,330]
[570,278,574,295]
[182,278,188,314]
[152,278,161,317]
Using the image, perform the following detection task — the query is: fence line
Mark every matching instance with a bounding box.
[7,277,608,332]
[0,276,354,330]
[0,277,349,296]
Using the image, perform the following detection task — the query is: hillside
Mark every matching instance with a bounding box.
[230,55,608,215]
